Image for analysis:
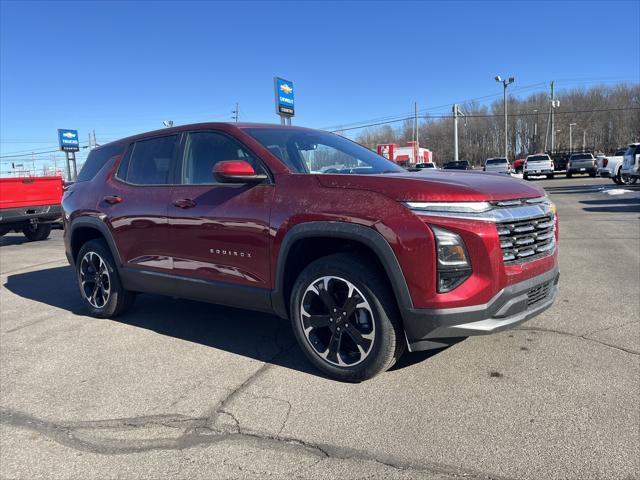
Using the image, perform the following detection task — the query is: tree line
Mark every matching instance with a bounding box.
[354,84,640,166]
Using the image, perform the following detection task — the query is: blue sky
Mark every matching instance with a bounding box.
[1,0,638,169]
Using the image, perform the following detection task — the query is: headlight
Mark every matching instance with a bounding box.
[405,201,492,213]
[431,226,472,293]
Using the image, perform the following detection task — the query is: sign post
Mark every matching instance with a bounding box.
[57,129,80,181]
[274,77,294,125]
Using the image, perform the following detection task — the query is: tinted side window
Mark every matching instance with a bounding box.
[77,144,124,182]
[124,135,178,185]
[182,131,265,184]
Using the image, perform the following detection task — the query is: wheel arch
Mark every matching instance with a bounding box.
[69,218,122,266]
[271,222,413,320]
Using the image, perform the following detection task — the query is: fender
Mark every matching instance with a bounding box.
[69,216,123,267]
[271,221,414,320]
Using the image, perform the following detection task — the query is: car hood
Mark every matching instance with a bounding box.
[315,170,545,202]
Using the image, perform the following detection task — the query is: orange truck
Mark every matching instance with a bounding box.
[0,176,64,241]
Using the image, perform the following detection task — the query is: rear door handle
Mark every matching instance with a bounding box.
[173,198,196,209]
[103,195,123,205]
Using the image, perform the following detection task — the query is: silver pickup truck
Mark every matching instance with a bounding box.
[523,154,554,180]
[566,153,597,178]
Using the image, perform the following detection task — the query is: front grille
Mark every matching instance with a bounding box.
[527,280,553,307]
[497,214,556,264]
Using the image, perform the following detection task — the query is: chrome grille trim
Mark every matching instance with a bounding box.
[498,213,556,265]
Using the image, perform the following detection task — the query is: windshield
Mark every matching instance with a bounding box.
[527,155,550,162]
[486,158,507,165]
[243,128,404,174]
[570,154,592,160]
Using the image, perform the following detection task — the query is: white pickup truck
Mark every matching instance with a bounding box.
[597,148,627,184]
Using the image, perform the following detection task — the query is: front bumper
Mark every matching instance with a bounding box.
[403,266,559,351]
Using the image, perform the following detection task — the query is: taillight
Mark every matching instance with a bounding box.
[594,159,598,167]
[603,158,608,168]
[567,161,571,169]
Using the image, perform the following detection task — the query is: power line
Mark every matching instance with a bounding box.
[331,106,640,133]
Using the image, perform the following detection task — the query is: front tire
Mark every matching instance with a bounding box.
[76,239,135,318]
[566,172,573,178]
[523,173,529,180]
[289,253,404,382]
[22,223,51,241]
[547,174,554,179]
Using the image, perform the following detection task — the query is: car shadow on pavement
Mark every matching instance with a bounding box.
[543,184,640,196]
[0,235,32,247]
[4,265,453,379]
[579,197,640,214]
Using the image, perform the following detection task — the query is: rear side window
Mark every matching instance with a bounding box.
[120,135,178,185]
[77,144,124,182]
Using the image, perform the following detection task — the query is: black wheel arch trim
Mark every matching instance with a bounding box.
[68,217,123,267]
[271,221,414,320]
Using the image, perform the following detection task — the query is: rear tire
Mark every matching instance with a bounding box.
[22,223,51,241]
[289,253,405,382]
[589,172,596,178]
[0,226,10,237]
[76,239,135,318]
[566,172,572,178]
[546,174,554,179]
[523,173,529,180]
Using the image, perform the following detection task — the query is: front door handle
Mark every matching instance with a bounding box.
[103,195,123,205]
[173,198,196,209]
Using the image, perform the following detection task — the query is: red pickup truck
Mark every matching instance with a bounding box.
[0,176,63,241]
[63,123,559,381]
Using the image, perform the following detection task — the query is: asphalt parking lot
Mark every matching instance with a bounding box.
[1,177,638,480]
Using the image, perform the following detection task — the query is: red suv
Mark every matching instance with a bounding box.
[63,123,559,381]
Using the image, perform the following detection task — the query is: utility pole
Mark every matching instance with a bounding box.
[533,109,538,152]
[453,104,464,162]
[414,102,419,163]
[582,130,586,151]
[550,81,556,154]
[232,102,239,122]
[569,123,577,153]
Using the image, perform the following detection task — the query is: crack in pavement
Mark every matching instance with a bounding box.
[0,407,508,480]
[0,323,506,479]
[517,326,639,355]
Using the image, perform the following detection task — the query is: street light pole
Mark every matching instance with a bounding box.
[495,75,515,160]
[569,123,577,154]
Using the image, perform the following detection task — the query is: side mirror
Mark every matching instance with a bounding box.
[212,160,267,184]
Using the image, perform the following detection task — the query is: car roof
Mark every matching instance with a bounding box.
[96,122,321,149]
